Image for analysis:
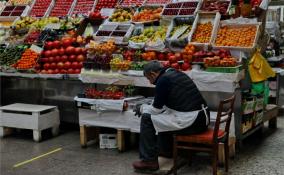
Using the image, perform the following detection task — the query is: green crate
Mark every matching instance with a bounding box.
[205,65,243,73]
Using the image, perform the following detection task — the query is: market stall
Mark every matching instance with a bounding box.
[0,0,281,150]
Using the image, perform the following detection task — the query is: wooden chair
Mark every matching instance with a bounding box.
[173,95,236,175]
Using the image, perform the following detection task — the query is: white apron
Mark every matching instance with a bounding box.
[140,104,209,133]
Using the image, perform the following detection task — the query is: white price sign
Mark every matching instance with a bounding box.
[30,44,43,54]
[45,23,61,30]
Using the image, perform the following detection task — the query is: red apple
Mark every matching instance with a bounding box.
[168,55,177,63]
[171,63,179,69]
[53,40,61,49]
[50,62,57,69]
[75,69,81,74]
[74,47,82,55]
[76,54,85,62]
[57,62,64,69]
[64,61,71,69]
[68,55,77,62]
[51,48,59,57]
[181,62,190,71]
[60,69,67,74]
[54,56,61,62]
[58,48,65,55]
[44,63,50,70]
[71,62,79,69]
[44,50,52,57]
[62,39,72,48]
[67,68,75,74]
[61,55,68,62]
[65,46,75,55]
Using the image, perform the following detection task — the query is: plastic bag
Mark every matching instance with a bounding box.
[248,49,276,83]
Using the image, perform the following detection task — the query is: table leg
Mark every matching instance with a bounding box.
[80,125,87,148]
[269,118,277,129]
[33,130,42,142]
[117,130,125,152]
[51,126,60,136]
[0,127,13,137]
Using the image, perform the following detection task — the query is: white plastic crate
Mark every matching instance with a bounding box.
[99,134,117,149]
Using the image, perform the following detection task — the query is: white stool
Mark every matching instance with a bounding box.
[0,103,60,142]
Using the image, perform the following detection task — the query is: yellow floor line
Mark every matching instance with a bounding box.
[13,148,62,168]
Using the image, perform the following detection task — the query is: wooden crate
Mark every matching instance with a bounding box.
[0,103,60,142]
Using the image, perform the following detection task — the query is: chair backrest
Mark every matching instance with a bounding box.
[213,95,236,142]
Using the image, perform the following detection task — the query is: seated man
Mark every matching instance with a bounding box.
[133,60,210,172]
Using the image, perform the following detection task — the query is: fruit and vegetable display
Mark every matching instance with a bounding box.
[214,25,257,48]
[132,7,162,22]
[0,44,28,66]
[12,48,39,70]
[85,87,124,99]
[0,0,262,76]
[94,0,118,11]
[109,8,134,23]
[201,0,230,14]
[162,1,198,16]
[191,22,213,43]
[39,37,86,74]
[29,0,52,17]
[72,0,95,15]
[0,5,27,16]
[50,0,74,17]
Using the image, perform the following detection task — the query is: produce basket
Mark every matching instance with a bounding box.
[199,0,231,15]
[28,0,55,17]
[94,24,134,44]
[205,65,242,73]
[0,16,18,28]
[143,0,171,6]
[166,16,195,44]
[212,22,261,51]
[161,0,201,17]
[0,5,30,17]
[188,12,220,47]
[93,0,119,11]
[71,0,96,16]
[131,5,163,24]
[104,7,135,24]
[119,0,145,8]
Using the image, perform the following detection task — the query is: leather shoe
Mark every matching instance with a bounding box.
[132,160,159,171]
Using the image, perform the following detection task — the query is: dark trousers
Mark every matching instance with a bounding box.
[139,109,209,162]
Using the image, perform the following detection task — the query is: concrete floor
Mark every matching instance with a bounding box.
[1,116,284,175]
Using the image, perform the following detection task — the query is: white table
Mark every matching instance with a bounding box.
[0,103,60,142]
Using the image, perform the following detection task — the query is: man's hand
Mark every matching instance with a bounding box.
[133,104,142,117]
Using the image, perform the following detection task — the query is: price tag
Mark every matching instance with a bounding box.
[100,8,115,17]
[30,44,43,54]
[45,23,61,30]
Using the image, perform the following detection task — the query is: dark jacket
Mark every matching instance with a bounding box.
[153,68,207,112]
